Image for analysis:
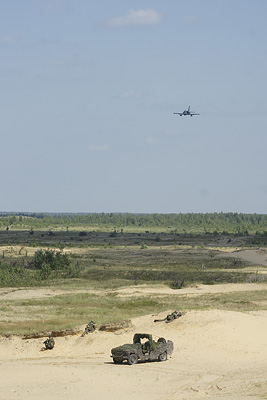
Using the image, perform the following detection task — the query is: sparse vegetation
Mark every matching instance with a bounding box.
[0,213,266,335]
[0,288,266,335]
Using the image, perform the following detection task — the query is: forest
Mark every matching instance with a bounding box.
[1,212,267,234]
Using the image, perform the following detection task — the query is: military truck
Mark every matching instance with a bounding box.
[111,333,173,365]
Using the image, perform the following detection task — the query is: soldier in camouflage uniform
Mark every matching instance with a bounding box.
[81,321,96,337]
[43,337,55,350]
[154,310,186,323]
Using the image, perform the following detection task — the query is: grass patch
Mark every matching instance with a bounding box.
[0,288,266,335]
[0,229,266,334]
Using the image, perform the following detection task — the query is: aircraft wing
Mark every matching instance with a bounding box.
[173,112,183,116]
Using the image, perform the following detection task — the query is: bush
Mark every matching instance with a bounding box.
[0,262,40,287]
[33,249,70,271]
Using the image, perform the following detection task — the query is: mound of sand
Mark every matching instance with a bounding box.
[1,300,267,400]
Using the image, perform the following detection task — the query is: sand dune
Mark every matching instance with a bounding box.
[1,294,267,400]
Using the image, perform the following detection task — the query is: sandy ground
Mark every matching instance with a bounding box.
[220,248,267,268]
[0,282,267,301]
[0,290,267,399]
[0,248,267,400]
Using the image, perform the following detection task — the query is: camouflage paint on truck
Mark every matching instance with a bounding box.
[111,333,173,365]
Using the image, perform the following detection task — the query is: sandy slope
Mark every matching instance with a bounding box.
[1,247,267,400]
[220,248,267,268]
[1,303,267,400]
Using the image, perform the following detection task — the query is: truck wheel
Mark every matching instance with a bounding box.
[158,351,167,362]
[128,353,138,365]
[113,358,123,364]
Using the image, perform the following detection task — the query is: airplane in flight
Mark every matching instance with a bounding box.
[173,105,200,117]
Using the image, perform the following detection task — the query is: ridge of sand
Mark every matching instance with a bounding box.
[0,304,267,399]
[1,246,267,399]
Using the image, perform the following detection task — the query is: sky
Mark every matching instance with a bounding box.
[1,0,267,214]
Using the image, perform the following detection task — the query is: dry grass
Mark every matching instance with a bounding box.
[0,285,266,335]
[1,230,267,335]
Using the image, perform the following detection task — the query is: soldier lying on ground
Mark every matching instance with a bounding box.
[154,310,186,323]
[81,320,96,336]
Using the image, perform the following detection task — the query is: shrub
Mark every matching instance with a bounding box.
[140,242,148,249]
[33,249,70,271]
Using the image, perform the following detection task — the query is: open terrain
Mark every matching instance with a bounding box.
[0,282,267,400]
[0,228,267,400]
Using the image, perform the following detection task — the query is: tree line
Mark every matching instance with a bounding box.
[1,212,267,234]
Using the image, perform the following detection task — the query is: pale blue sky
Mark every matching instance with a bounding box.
[1,0,267,213]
